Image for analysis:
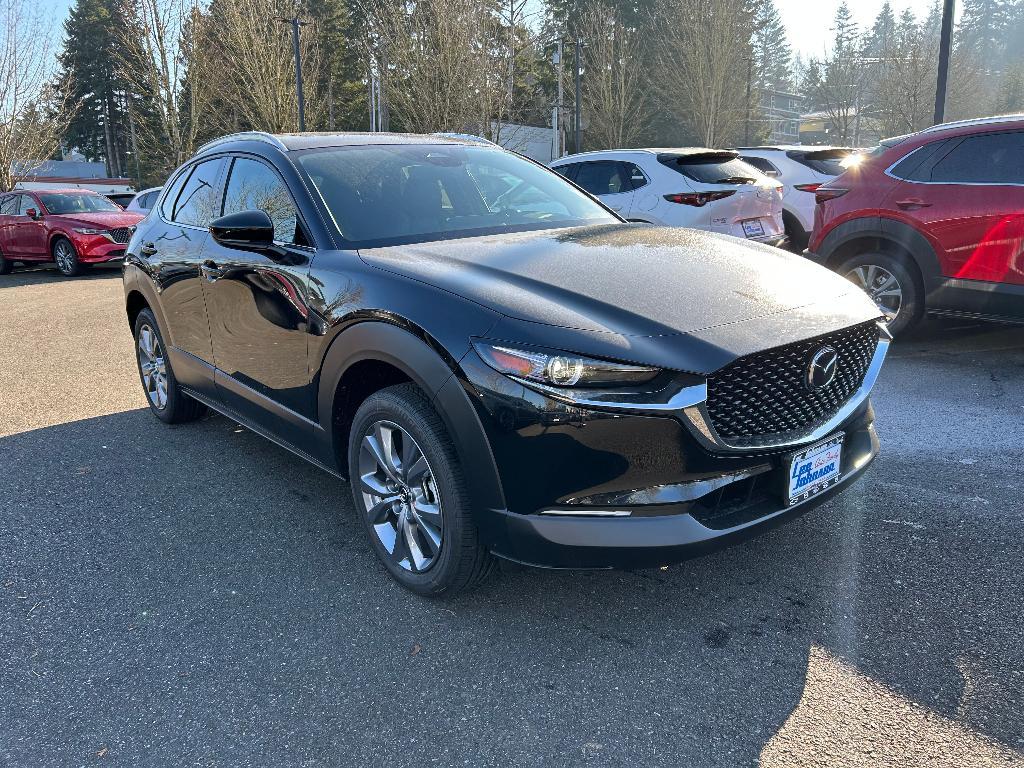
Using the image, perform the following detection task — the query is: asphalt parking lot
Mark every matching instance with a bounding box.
[2,266,1023,767]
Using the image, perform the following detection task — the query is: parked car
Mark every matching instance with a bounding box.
[807,114,1024,334]
[736,146,856,251]
[0,188,144,276]
[106,192,137,208]
[124,131,887,596]
[125,186,163,213]
[549,148,786,247]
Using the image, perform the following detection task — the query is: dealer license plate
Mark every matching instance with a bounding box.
[741,218,765,238]
[787,435,843,505]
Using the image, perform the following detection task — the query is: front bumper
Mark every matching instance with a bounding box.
[483,417,878,569]
[74,234,128,263]
[752,232,789,249]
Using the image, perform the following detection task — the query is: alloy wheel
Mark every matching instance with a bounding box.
[137,324,168,410]
[54,241,76,274]
[846,264,903,322]
[358,420,444,573]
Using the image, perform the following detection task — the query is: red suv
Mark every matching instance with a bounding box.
[807,115,1024,334]
[0,188,144,277]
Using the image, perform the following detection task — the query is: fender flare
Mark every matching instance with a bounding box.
[316,321,506,514]
[819,216,944,292]
[123,267,174,339]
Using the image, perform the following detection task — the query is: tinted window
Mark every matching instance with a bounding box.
[575,161,629,195]
[553,163,578,180]
[161,170,190,219]
[172,158,226,227]
[38,192,120,214]
[659,154,759,184]
[0,196,18,215]
[787,150,852,175]
[741,156,781,176]
[622,162,649,190]
[929,132,1024,184]
[888,140,952,182]
[299,144,616,247]
[222,157,304,245]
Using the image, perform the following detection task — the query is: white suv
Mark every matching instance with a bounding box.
[736,146,856,251]
[549,148,785,246]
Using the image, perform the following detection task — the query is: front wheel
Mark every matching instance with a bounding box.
[52,237,84,277]
[347,383,495,597]
[838,252,923,336]
[0,248,12,275]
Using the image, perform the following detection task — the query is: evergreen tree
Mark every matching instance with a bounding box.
[751,0,791,92]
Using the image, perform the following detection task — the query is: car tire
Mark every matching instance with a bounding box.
[782,211,808,253]
[347,383,495,597]
[837,251,924,336]
[0,249,12,275]
[52,237,84,277]
[134,308,207,424]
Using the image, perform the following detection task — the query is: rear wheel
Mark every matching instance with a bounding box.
[782,211,808,253]
[52,237,84,277]
[347,383,495,597]
[134,308,206,423]
[0,248,11,275]
[838,251,924,336]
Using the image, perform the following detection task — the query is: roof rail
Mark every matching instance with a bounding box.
[195,131,288,155]
[922,113,1024,134]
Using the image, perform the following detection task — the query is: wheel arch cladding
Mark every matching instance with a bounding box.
[125,289,149,332]
[821,217,938,291]
[318,321,506,514]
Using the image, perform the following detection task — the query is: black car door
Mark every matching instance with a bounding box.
[200,154,317,441]
[139,156,228,399]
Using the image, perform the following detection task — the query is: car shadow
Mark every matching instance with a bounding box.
[0,264,123,290]
[3,374,1022,764]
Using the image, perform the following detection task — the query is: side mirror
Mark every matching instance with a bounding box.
[210,210,275,251]
[25,207,40,220]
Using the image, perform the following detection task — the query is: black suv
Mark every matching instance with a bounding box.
[124,132,889,596]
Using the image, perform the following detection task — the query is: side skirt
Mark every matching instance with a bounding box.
[180,385,346,481]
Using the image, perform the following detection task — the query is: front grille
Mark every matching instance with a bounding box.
[706,321,879,447]
[108,227,132,244]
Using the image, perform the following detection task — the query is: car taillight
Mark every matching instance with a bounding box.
[794,183,821,193]
[814,187,848,205]
[663,190,736,207]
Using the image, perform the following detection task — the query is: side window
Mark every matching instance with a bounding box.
[18,196,36,215]
[622,162,648,190]
[172,157,226,227]
[575,161,628,195]
[552,163,578,180]
[888,139,951,182]
[0,196,17,215]
[160,168,191,220]
[222,157,305,245]
[740,156,780,177]
[928,132,1024,184]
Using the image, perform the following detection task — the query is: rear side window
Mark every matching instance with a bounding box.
[622,162,649,190]
[575,161,629,195]
[222,157,306,246]
[928,132,1024,184]
[552,163,578,180]
[659,153,759,185]
[888,139,953,182]
[170,157,226,227]
[787,150,851,176]
[0,196,17,215]
[740,156,780,177]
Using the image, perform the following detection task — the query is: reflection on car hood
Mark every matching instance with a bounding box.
[358,224,881,372]
[54,212,145,228]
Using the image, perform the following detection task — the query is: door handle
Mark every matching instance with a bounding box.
[140,242,157,256]
[895,198,932,210]
[201,260,224,281]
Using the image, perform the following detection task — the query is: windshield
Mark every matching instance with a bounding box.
[39,193,122,215]
[298,144,618,246]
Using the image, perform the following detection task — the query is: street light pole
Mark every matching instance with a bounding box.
[933,0,955,125]
[574,37,582,154]
[277,16,307,131]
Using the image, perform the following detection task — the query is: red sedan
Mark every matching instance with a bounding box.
[0,188,144,277]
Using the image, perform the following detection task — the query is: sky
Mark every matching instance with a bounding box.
[779,0,960,58]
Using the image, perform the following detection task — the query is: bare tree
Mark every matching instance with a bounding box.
[654,0,752,147]
[802,2,867,144]
[577,2,650,149]
[361,0,506,135]
[118,0,209,178]
[0,0,73,191]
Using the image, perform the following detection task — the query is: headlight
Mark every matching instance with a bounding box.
[474,342,659,387]
[73,228,108,235]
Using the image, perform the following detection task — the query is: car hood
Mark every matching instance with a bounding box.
[54,211,144,228]
[358,224,882,374]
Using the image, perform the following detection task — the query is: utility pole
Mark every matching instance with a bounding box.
[933,0,955,125]
[744,57,753,145]
[574,37,583,154]
[276,15,307,131]
[553,41,563,159]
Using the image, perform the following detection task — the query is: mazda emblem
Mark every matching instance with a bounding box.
[806,346,839,390]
